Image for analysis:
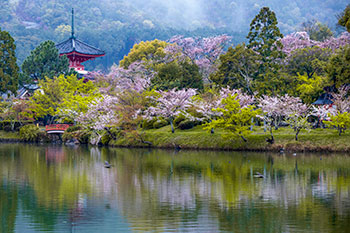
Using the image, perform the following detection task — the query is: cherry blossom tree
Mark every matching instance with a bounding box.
[258,94,309,143]
[283,98,310,141]
[311,105,336,128]
[331,86,350,113]
[323,86,350,135]
[93,61,151,95]
[77,95,119,145]
[281,31,350,56]
[144,88,196,133]
[219,87,255,108]
[167,35,231,82]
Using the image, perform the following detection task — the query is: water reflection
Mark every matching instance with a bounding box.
[1,144,350,232]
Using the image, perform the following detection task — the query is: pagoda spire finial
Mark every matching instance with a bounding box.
[71,8,75,39]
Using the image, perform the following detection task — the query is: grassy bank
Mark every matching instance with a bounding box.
[110,125,350,152]
[1,125,349,152]
[0,130,23,142]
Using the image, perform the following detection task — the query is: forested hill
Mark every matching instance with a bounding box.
[0,0,348,70]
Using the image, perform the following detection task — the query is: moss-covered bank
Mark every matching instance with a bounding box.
[1,125,350,152]
[109,126,350,152]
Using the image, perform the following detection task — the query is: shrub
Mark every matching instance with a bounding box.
[178,120,195,130]
[142,118,158,129]
[19,125,41,142]
[174,114,186,127]
[74,130,91,144]
[62,131,73,142]
[101,134,111,145]
[65,125,81,133]
[3,124,13,132]
[153,119,168,129]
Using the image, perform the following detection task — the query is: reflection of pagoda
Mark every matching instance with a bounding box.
[56,9,105,74]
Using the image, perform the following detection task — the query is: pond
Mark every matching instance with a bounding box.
[1,144,350,232]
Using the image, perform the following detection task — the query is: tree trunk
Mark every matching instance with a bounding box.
[295,129,300,141]
[170,120,174,133]
[241,135,247,142]
[266,127,274,144]
[10,120,15,132]
[211,128,214,134]
[250,117,254,131]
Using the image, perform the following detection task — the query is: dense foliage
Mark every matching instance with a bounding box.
[21,40,74,84]
[0,28,19,94]
[0,0,348,70]
[1,5,350,146]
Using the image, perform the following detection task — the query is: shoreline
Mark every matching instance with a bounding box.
[2,126,350,153]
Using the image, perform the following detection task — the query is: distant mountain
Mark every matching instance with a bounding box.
[0,0,347,70]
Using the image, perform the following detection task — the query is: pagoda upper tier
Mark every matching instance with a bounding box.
[56,37,105,71]
[56,8,105,72]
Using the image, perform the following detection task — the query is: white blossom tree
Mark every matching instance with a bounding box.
[145,88,196,133]
[76,95,119,145]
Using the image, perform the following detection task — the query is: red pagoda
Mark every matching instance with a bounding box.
[56,9,105,73]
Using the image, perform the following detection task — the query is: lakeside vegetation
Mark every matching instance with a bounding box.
[1,125,350,152]
[0,6,350,152]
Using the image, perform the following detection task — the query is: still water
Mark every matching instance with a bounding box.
[1,144,350,233]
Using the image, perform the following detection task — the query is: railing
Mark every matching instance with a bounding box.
[45,124,71,132]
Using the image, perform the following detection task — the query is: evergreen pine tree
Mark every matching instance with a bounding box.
[0,28,19,95]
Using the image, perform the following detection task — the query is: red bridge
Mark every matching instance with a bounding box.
[45,124,71,134]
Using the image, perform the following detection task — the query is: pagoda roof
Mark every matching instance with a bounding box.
[56,37,105,56]
[312,93,333,105]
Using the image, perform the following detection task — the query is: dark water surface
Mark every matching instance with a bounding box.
[1,144,350,233]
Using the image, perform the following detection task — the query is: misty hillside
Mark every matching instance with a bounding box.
[0,0,348,70]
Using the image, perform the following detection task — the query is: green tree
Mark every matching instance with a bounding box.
[246,7,284,95]
[325,112,350,136]
[295,74,330,104]
[21,40,73,83]
[152,60,203,90]
[204,94,260,142]
[326,45,350,88]
[119,39,168,69]
[337,5,350,32]
[211,43,259,94]
[285,46,331,79]
[0,28,19,95]
[301,20,333,41]
[29,74,100,124]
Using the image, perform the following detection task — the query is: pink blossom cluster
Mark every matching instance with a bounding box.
[311,105,336,120]
[167,35,231,80]
[258,94,308,119]
[219,87,255,108]
[77,95,119,132]
[281,31,350,56]
[331,86,350,113]
[192,87,255,122]
[145,88,196,119]
[94,62,151,94]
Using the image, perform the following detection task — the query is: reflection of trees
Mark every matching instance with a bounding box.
[1,145,350,232]
[0,182,17,233]
[105,149,350,232]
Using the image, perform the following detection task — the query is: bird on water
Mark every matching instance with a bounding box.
[104,161,112,168]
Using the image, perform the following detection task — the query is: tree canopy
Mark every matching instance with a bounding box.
[338,5,350,32]
[246,7,284,95]
[0,28,19,95]
[211,43,259,94]
[301,20,333,42]
[326,45,350,88]
[21,40,73,83]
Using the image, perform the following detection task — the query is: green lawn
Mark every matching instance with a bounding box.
[110,125,350,152]
[0,130,21,139]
